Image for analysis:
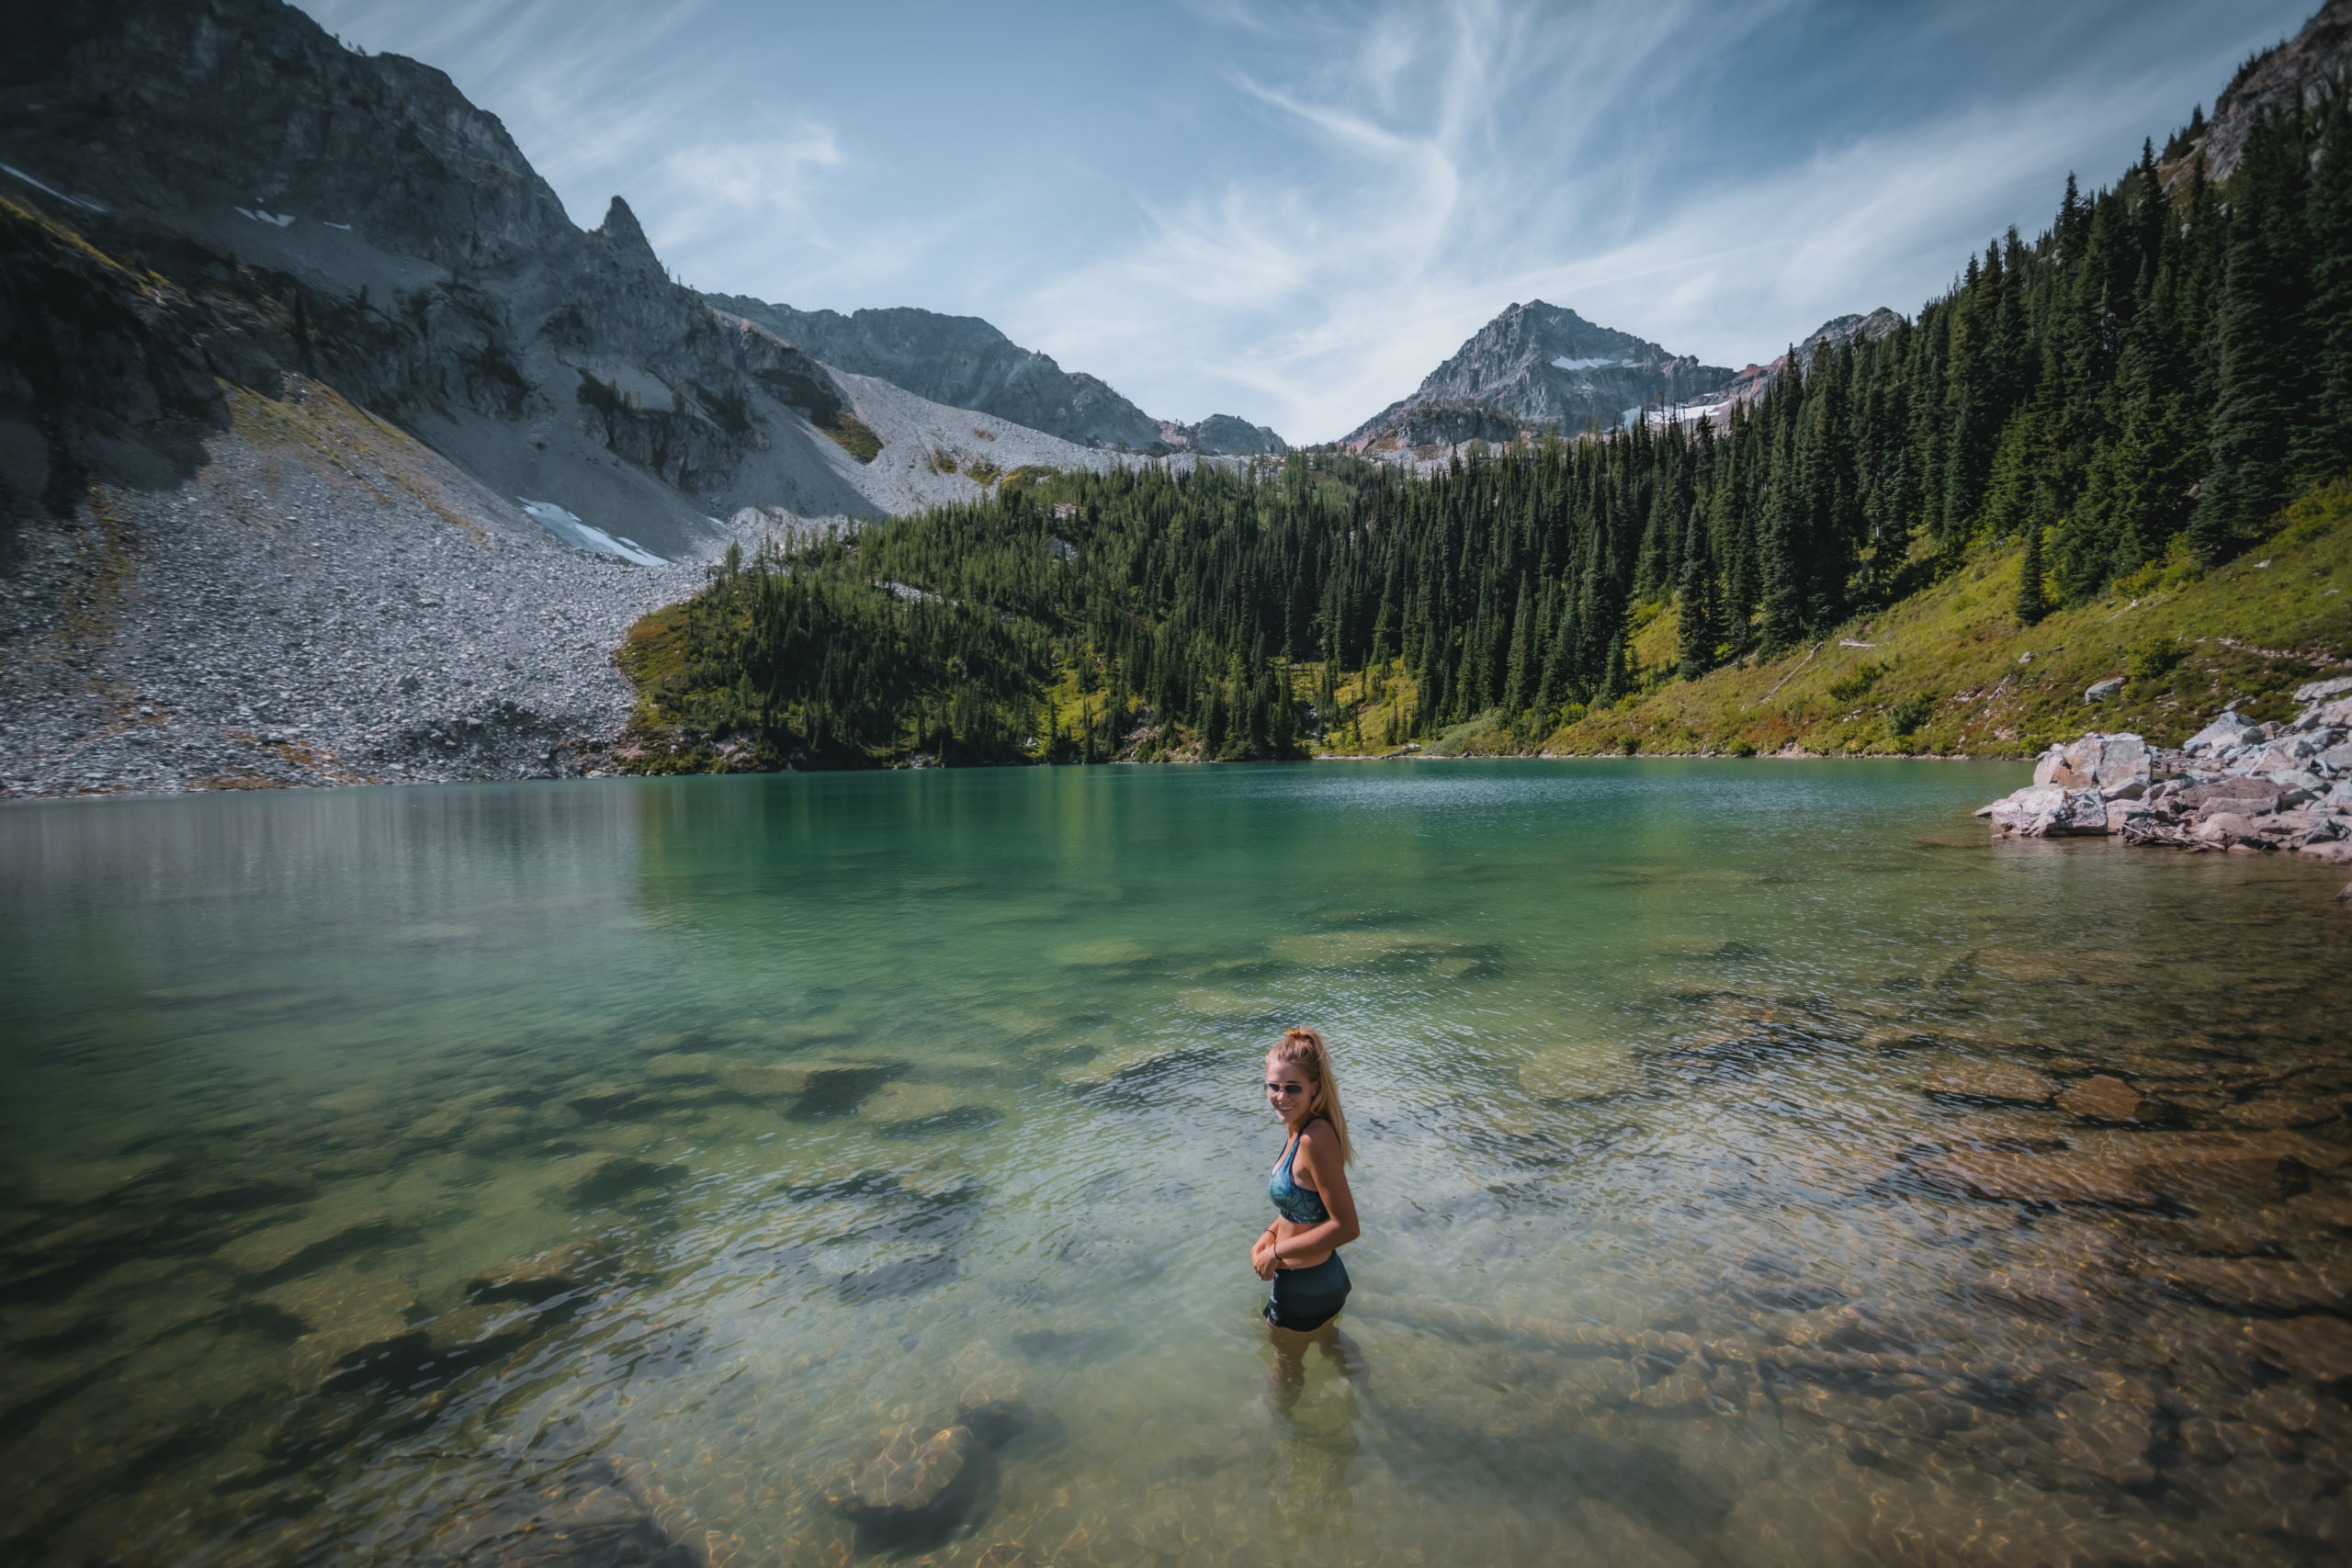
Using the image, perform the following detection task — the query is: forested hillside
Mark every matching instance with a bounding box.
[619,93,2352,773]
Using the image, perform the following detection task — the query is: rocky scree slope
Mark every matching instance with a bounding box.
[0,372,771,797]
[1344,299,1736,448]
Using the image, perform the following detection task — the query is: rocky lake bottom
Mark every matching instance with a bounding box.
[2,760,2348,1568]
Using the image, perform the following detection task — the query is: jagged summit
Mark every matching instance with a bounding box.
[592,196,661,272]
[1344,299,1735,449]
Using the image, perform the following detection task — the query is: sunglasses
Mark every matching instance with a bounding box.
[1264,1081,1307,1096]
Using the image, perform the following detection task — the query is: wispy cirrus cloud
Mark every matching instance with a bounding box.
[307,0,2315,442]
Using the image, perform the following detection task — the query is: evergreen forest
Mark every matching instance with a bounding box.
[620,96,2352,772]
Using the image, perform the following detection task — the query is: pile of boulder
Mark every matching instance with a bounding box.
[1976,677,2352,865]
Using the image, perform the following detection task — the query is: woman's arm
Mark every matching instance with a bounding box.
[1271,1124,1360,1264]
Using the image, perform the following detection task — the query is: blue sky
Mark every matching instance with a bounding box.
[302,0,2313,443]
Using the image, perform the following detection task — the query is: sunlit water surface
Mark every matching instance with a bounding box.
[4,761,2350,1568]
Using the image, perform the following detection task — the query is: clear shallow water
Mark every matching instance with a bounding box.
[3,761,2350,1568]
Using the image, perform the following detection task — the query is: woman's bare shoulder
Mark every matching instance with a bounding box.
[1296,1118,1338,1162]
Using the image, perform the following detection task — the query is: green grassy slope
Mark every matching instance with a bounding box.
[1461,484,2352,759]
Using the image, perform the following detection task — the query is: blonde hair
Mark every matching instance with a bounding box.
[1270,1027,1353,1166]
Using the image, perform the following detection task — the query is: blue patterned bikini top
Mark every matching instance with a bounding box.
[1268,1121,1330,1225]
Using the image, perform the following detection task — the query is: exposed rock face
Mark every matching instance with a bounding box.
[1159,412,1288,457]
[704,297,1289,457]
[1344,300,1736,447]
[1,0,888,561]
[1974,679,2352,864]
[704,297,1165,451]
[1664,309,1905,432]
[2176,0,2352,184]
[6,0,573,271]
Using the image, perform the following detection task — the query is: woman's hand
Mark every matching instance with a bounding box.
[1250,1232,1280,1280]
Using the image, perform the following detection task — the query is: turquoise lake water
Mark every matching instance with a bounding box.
[3,761,2349,1568]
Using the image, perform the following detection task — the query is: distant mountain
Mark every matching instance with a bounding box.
[702,298,1159,451]
[706,296,1287,457]
[1159,413,1288,457]
[1668,308,1905,428]
[1344,300,1736,448]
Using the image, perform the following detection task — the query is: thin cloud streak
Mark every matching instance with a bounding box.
[304,0,2315,442]
[1003,0,2307,439]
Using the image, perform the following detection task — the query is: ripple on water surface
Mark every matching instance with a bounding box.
[2,761,2350,1567]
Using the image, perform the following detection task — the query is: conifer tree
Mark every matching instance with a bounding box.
[1501,580,1535,715]
[2193,130,2298,560]
[1675,506,1721,682]
[2016,522,2048,626]
[2301,92,2352,479]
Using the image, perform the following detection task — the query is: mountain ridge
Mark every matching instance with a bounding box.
[707,295,1285,456]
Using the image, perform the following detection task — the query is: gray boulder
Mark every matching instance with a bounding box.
[2185,713,2265,753]
[2031,732,2150,797]
[1978,784,2110,837]
[2085,676,2125,703]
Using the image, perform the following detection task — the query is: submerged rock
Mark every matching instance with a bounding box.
[545,1152,673,1203]
[565,1083,639,1118]
[2152,1257,2352,1314]
[29,1155,176,1208]
[251,1271,427,1389]
[2245,1315,2352,1383]
[467,1239,604,1303]
[645,1052,723,1081]
[2056,1075,2171,1124]
[1923,1063,2059,1105]
[718,1059,894,1106]
[215,1211,394,1278]
[825,1422,987,1546]
[1911,1150,2158,1207]
[1522,1046,1645,1101]
[2132,1130,2348,1201]
[421,1300,544,1365]
[863,1082,966,1124]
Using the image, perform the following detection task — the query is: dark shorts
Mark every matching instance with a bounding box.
[1264,1251,1350,1332]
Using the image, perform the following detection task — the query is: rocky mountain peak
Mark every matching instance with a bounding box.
[593,196,661,273]
[2173,0,2352,184]
[1345,299,1735,448]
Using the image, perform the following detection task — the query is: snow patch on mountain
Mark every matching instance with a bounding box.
[518,499,667,565]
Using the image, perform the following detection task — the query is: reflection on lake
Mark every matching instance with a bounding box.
[3,761,2349,1567]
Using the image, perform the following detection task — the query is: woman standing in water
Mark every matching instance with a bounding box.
[1252,1027,1360,1347]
